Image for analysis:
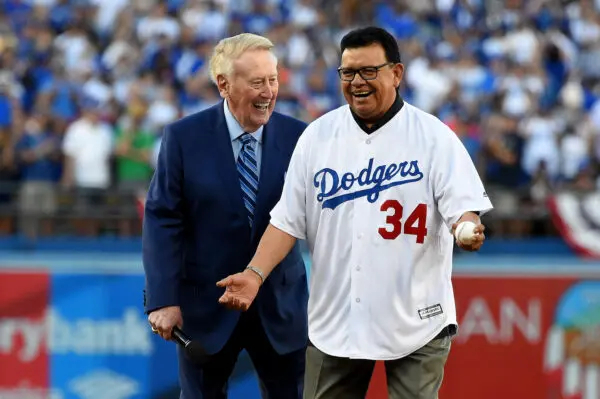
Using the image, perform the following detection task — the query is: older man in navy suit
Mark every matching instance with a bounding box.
[143,33,308,398]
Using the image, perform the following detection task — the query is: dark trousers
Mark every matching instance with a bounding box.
[178,306,305,399]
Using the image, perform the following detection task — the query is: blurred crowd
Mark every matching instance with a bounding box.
[0,0,599,238]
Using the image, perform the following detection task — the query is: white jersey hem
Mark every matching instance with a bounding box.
[309,317,454,361]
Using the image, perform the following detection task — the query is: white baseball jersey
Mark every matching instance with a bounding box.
[270,101,493,360]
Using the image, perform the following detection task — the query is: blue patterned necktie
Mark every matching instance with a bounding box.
[237,133,259,227]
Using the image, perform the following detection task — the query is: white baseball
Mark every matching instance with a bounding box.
[454,221,478,245]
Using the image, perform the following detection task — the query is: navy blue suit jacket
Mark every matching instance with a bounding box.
[143,102,308,355]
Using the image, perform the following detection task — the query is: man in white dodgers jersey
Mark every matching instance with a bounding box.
[217,26,494,398]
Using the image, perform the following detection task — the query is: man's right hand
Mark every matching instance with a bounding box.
[216,269,262,311]
[148,306,182,341]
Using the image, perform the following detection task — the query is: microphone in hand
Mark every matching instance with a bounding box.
[171,326,209,365]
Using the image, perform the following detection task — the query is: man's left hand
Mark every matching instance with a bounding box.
[451,212,486,252]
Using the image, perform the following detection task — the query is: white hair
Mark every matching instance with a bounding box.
[209,33,276,83]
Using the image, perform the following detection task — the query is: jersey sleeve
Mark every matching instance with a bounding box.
[269,127,310,240]
[432,126,493,229]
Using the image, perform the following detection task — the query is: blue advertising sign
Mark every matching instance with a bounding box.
[49,274,179,399]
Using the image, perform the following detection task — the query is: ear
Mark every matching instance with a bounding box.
[393,63,405,89]
[216,75,229,99]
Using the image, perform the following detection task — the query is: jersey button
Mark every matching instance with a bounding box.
[356,298,361,303]
[366,139,371,144]
[356,266,361,271]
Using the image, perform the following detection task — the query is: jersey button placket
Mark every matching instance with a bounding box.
[352,194,371,356]
[350,194,364,352]
[355,232,363,272]
[361,134,372,161]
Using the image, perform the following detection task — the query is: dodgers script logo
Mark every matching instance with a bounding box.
[314,158,423,210]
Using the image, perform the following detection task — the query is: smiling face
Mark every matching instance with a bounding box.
[340,43,404,123]
[217,49,279,132]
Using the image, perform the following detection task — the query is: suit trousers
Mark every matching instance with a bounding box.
[178,305,306,399]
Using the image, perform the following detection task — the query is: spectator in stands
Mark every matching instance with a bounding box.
[15,110,61,239]
[114,95,155,236]
[0,70,20,234]
[481,93,528,237]
[559,124,590,185]
[115,96,154,187]
[61,97,113,236]
[520,105,562,181]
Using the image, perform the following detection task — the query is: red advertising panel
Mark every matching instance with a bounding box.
[367,276,599,399]
[0,272,50,392]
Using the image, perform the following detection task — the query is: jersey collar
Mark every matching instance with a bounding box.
[350,91,404,134]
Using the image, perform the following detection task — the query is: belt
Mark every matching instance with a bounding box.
[433,324,457,340]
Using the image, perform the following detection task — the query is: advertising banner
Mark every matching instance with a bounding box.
[0,272,53,397]
[2,259,599,399]
[367,275,600,399]
[0,271,179,399]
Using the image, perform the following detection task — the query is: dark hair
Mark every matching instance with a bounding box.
[340,26,401,63]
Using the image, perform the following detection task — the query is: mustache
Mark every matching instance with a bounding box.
[349,85,374,92]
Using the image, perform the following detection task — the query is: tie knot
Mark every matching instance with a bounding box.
[240,133,256,146]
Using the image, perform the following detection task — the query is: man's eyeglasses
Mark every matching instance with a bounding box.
[337,62,394,82]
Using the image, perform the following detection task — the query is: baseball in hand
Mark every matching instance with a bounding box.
[454,221,478,245]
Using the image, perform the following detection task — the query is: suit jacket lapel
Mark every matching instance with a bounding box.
[213,102,250,234]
